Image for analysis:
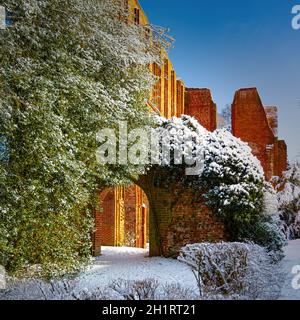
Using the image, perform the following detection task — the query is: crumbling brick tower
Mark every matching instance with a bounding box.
[232,88,287,180]
[185,88,217,131]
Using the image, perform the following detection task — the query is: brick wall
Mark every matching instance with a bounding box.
[176,80,185,116]
[98,189,116,246]
[265,106,278,137]
[277,140,288,177]
[185,88,217,131]
[124,185,137,247]
[124,185,148,248]
[138,178,227,257]
[231,88,287,180]
[164,193,227,257]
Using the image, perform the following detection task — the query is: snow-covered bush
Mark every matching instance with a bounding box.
[161,283,197,300]
[148,116,284,251]
[0,277,197,300]
[109,278,159,300]
[0,278,78,300]
[108,278,197,300]
[201,129,266,241]
[244,184,286,253]
[178,242,284,300]
[75,286,119,301]
[276,163,300,239]
[0,0,164,276]
[76,279,197,300]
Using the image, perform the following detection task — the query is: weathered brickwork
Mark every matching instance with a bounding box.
[265,106,278,137]
[92,189,115,256]
[124,185,148,248]
[136,175,227,257]
[277,140,288,178]
[92,1,288,257]
[98,189,116,247]
[185,88,217,131]
[232,88,287,180]
[163,196,227,257]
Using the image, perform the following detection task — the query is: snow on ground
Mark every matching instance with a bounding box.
[279,240,300,300]
[75,246,197,293]
[2,242,300,300]
[75,242,300,300]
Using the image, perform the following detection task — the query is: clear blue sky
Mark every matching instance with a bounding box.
[139,0,300,162]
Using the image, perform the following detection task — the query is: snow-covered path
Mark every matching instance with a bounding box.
[279,240,300,300]
[76,246,197,293]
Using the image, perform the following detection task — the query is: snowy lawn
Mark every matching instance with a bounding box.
[75,246,198,294]
[279,240,300,300]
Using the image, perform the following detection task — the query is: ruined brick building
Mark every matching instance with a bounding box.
[92,0,288,256]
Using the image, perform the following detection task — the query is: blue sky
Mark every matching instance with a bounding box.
[139,0,300,162]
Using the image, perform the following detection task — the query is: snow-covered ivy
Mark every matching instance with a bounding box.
[147,115,285,252]
[0,0,162,276]
[276,163,300,239]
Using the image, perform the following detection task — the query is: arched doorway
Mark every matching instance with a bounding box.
[92,185,149,256]
[93,170,228,258]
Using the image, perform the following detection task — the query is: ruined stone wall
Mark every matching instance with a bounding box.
[231,88,287,180]
[138,179,227,257]
[185,88,217,132]
[278,140,288,177]
[265,106,278,137]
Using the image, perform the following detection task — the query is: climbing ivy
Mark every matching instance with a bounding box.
[0,0,160,277]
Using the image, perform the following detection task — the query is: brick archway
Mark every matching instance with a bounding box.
[93,176,227,258]
[135,169,228,257]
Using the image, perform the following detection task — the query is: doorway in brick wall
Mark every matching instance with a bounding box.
[92,185,149,256]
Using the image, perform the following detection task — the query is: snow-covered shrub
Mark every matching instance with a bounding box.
[0,277,198,300]
[246,184,286,253]
[0,0,164,276]
[100,279,198,300]
[201,130,276,247]
[0,278,78,300]
[231,183,287,254]
[161,283,197,300]
[109,278,159,300]
[276,163,300,239]
[178,242,284,300]
[149,116,284,251]
[75,286,119,301]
